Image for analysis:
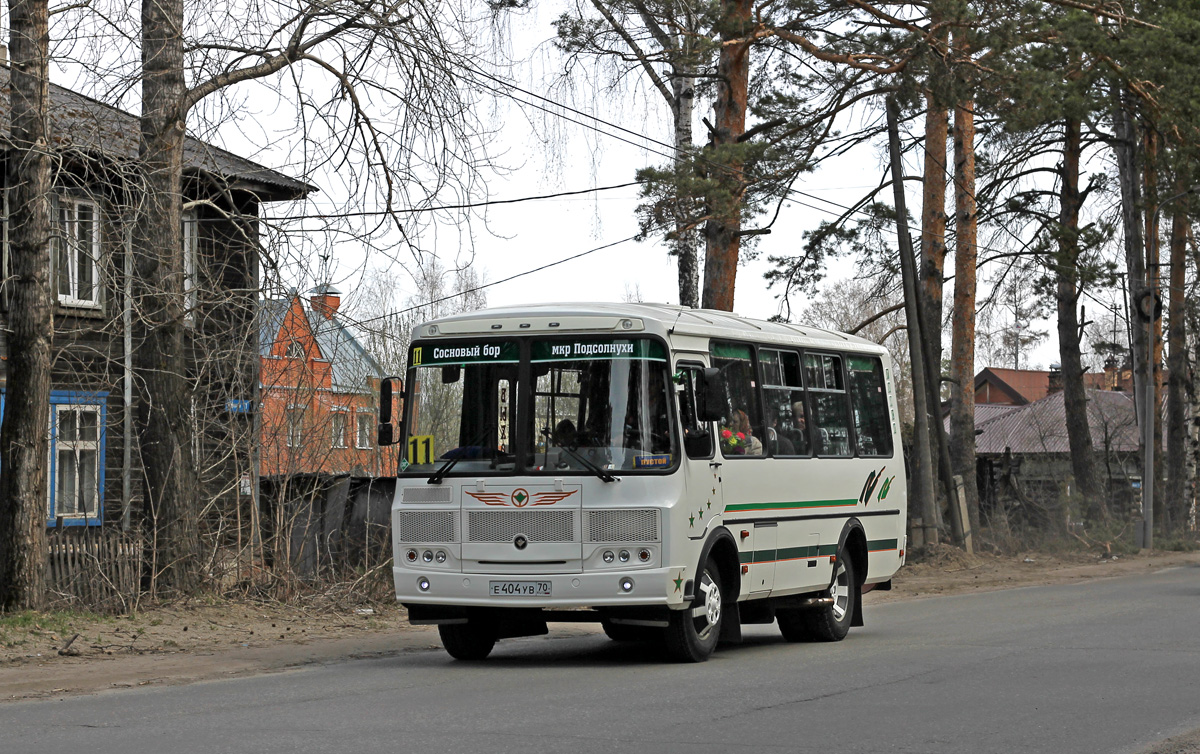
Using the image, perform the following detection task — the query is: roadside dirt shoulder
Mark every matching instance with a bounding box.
[3,548,1198,702]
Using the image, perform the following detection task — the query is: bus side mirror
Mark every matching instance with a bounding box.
[378,376,403,447]
[698,367,725,422]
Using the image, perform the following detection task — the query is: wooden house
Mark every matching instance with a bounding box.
[0,66,311,534]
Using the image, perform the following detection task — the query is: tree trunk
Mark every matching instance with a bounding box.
[1056,117,1102,514]
[1111,84,1151,542]
[948,91,980,537]
[700,0,750,312]
[672,70,699,308]
[136,0,202,595]
[920,95,949,379]
[1165,201,1189,531]
[0,0,53,612]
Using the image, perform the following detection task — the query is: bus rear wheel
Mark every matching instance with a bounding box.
[665,555,723,662]
[438,621,497,660]
[778,550,857,642]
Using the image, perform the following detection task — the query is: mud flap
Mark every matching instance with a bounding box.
[719,602,742,645]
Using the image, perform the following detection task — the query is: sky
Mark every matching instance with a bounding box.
[43,0,1064,370]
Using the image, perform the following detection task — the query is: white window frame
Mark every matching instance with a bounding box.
[54,198,101,308]
[331,411,348,449]
[182,210,198,323]
[286,407,305,448]
[49,402,102,520]
[356,412,373,449]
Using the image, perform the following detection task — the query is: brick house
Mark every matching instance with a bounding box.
[259,285,394,478]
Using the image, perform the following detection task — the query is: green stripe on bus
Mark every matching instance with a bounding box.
[740,541,897,566]
[725,500,857,513]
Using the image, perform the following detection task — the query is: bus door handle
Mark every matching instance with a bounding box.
[709,461,722,469]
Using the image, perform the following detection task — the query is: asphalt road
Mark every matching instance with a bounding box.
[3,563,1199,754]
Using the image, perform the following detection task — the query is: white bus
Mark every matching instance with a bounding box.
[378,303,907,662]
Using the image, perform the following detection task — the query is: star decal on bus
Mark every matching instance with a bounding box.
[465,489,578,507]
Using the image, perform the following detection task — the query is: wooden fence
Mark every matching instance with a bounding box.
[46,529,142,612]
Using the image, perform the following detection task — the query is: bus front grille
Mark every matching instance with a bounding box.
[585,509,660,542]
[467,510,576,543]
[401,486,453,504]
[396,511,456,543]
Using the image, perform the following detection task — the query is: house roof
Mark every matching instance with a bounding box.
[261,295,383,393]
[974,367,1052,405]
[0,67,313,200]
[306,308,383,392]
[974,389,1139,456]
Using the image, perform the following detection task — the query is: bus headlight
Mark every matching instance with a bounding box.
[417,577,431,592]
[603,550,615,563]
[638,549,651,562]
[405,549,418,563]
[618,550,630,562]
[619,577,635,593]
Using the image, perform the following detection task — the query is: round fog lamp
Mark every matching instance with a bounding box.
[417,577,431,592]
[435,551,447,563]
[406,549,418,563]
[638,549,651,562]
[602,550,615,563]
[619,577,635,593]
[422,550,434,562]
[618,550,630,562]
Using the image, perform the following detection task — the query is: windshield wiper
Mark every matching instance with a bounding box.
[542,428,618,483]
[428,423,494,485]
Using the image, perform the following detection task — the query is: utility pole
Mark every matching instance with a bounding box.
[886,99,938,548]
[1138,185,1198,550]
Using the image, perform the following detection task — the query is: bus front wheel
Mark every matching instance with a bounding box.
[778,549,857,642]
[665,555,723,662]
[438,621,497,660]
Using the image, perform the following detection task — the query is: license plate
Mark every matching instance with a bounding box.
[489,580,552,597]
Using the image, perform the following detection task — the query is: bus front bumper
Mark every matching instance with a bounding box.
[394,566,682,609]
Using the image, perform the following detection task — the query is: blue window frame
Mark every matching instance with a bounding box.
[47,392,107,526]
[0,390,109,527]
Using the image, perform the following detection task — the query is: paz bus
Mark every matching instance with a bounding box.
[377,303,907,662]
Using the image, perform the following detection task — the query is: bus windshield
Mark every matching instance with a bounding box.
[400,337,677,476]
[402,341,519,474]
[526,339,675,474]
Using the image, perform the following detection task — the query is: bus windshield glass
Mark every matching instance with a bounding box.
[402,341,519,474]
[526,339,675,474]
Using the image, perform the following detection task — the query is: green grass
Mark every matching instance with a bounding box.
[0,610,107,648]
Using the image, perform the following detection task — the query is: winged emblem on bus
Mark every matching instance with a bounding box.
[465,488,578,507]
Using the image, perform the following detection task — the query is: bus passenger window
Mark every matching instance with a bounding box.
[710,342,764,457]
[760,349,809,456]
[803,353,851,457]
[847,356,893,456]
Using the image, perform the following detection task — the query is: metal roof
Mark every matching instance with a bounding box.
[0,67,313,200]
[974,389,1139,456]
[260,296,383,394]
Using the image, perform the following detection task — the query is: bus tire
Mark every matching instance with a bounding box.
[601,620,662,644]
[813,548,859,641]
[665,554,723,662]
[778,548,857,642]
[438,621,497,660]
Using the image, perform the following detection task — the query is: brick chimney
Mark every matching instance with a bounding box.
[309,284,341,319]
[1047,363,1063,394]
